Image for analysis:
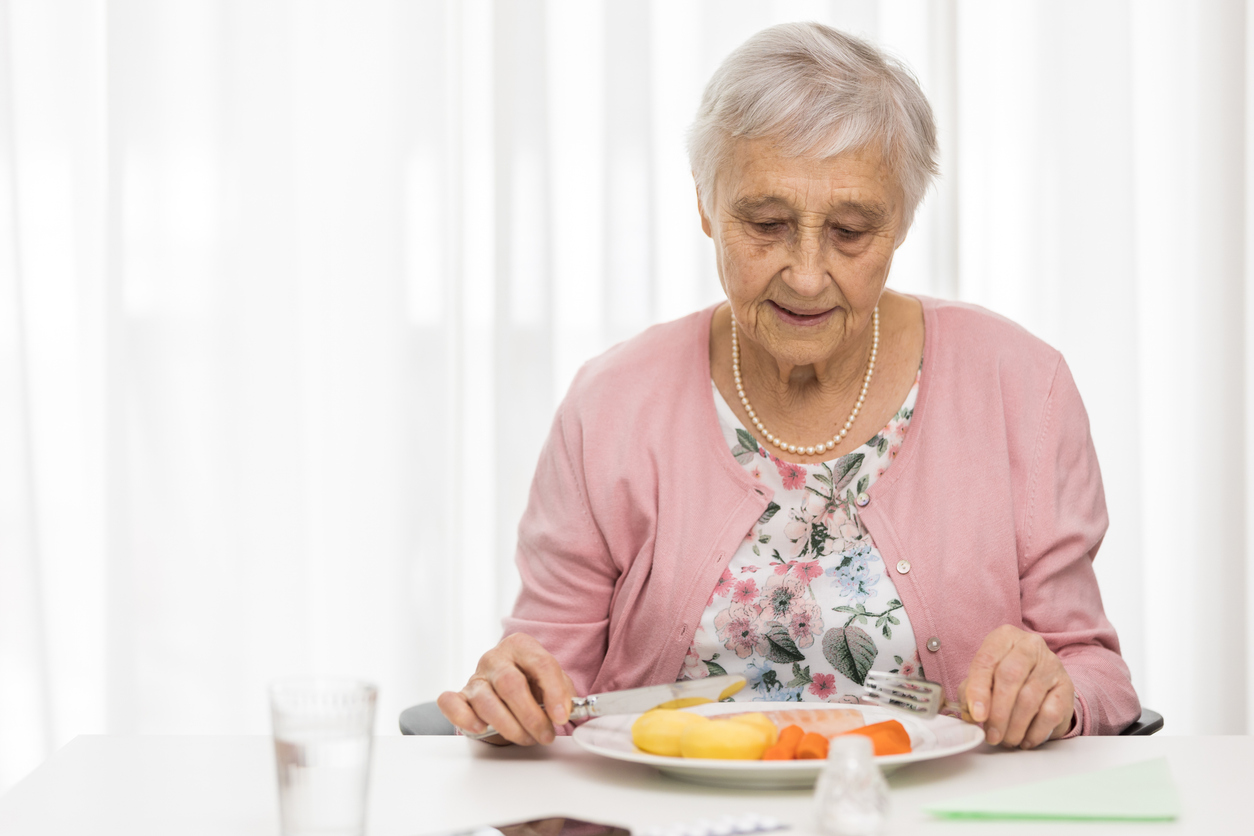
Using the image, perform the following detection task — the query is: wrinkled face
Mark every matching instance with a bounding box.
[701,138,906,370]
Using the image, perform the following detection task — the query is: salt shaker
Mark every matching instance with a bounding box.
[813,735,889,836]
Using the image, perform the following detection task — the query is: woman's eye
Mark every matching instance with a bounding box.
[833,226,866,241]
[751,221,786,234]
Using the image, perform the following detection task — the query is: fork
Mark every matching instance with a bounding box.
[862,671,965,720]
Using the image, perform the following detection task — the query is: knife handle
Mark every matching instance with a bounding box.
[459,696,594,741]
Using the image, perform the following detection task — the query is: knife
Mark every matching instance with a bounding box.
[461,674,747,741]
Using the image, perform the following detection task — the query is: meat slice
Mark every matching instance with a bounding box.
[723,707,866,738]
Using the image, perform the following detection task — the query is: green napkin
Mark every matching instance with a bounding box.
[925,757,1180,821]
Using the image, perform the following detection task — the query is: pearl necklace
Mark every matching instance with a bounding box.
[731,307,879,456]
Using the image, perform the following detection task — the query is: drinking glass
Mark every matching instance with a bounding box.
[270,677,377,836]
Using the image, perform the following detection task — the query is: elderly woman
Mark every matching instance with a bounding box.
[438,22,1139,750]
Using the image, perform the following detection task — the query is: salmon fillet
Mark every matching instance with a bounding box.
[724,707,866,738]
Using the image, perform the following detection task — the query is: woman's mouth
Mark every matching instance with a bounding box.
[770,301,836,327]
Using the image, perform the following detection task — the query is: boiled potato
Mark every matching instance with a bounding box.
[631,709,709,756]
[727,712,779,746]
[679,718,771,760]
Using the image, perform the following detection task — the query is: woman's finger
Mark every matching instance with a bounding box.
[463,673,540,745]
[964,625,1019,730]
[436,687,516,745]
[481,633,576,744]
[962,652,997,724]
[963,627,1078,748]
[982,630,1048,746]
[492,634,575,737]
[512,645,575,727]
[441,633,575,746]
[487,664,557,744]
[955,679,975,722]
[1019,682,1073,749]
[998,660,1058,747]
[435,690,484,734]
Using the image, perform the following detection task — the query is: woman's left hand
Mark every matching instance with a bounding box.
[958,624,1075,749]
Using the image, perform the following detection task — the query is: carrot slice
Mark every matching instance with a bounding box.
[761,724,804,760]
[837,719,912,756]
[795,730,830,760]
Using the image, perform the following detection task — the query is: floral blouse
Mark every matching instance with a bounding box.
[679,370,924,702]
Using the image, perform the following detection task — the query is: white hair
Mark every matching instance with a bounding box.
[688,22,939,230]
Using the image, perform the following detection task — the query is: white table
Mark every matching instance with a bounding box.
[0,734,1249,835]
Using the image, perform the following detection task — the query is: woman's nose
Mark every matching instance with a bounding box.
[783,233,829,295]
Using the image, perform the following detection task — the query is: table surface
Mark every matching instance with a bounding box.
[0,733,1250,836]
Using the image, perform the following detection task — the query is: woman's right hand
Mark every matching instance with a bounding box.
[436,633,576,746]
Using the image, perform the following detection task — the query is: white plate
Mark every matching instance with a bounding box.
[571,701,984,789]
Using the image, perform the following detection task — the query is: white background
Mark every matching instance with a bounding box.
[1,0,1251,795]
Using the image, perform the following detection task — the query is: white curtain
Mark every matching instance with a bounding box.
[1,0,1249,794]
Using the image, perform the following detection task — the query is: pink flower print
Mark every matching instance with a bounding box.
[898,650,920,680]
[837,521,861,543]
[783,519,810,558]
[733,578,759,604]
[809,673,836,699]
[712,568,735,598]
[714,601,765,659]
[890,419,908,446]
[788,599,823,648]
[799,493,831,526]
[679,645,708,680]
[791,560,823,582]
[739,564,760,574]
[773,558,798,575]
[761,572,807,621]
[751,466,763,479]
[776,460,807,491]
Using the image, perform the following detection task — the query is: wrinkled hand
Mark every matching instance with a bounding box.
[958,624,1074,749]
[436,633,576,746]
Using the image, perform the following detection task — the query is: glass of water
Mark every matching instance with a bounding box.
[270,677,377,836]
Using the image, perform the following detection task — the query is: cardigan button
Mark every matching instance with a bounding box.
[896,560,911,574]
[926,637,941,652]
[855,492,870,507]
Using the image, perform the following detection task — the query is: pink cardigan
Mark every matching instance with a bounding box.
[503,296,1140,735]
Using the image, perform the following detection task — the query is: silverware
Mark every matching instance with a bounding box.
[461,674,747,741]
[862,671,963,719]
